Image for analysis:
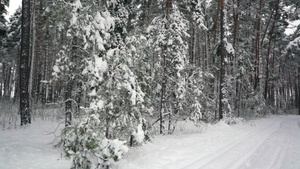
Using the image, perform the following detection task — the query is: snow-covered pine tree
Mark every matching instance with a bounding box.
[283,29,300,115]
[185,0,217,124]
[5,7,21,101]
[0,0,9,37]
[0,0,10,98]
[147,1,189,134]
[51,0,149,168]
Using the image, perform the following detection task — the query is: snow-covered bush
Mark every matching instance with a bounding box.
[223,115,244,125]
[58,113,129,169]
[130,122,151,146]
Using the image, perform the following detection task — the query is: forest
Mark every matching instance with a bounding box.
[0,0,300,168]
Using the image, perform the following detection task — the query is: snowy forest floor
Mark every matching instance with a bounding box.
[1,114,300,169]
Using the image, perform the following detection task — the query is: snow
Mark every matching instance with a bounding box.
[73,0,82,9]
[90,99,104,110]
[1,115,300,169]
[118,115,300,169]
[0,119,70,169]
[53,65,60,73]
[132,124,145,144]
[285,20,300,35]
[224,38,235,55]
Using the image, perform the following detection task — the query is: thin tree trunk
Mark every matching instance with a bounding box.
[254,0,264,90]
[298,67,300,115]
[233,0,240,116]
[29,0,36,103]
[214,0,221,45]
[160,0,172,134]
[14,47,21,102]
[219,0,226,120]
[65,37,77,127]
[264,0,279,101]
[4,65,12,99]
[65,79,73,127]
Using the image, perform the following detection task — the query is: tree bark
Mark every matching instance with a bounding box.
[3,64,11,99]
[218,0,226,120]
[20,0,31,125]
[233,0,240,116]
[264,0,279,101]
[298,67,300,115]
[254,0,264,90]
[65,36,78,127]
[65,79,73,127]
[214,0,221,45]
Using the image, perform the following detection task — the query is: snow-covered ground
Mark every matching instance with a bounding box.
[1,115,300,169]
[118,115,300,169]
[0,120,70,169]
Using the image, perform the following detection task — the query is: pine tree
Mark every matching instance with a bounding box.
[0,0,9,37]
[20,0,31,125]
[147,0,190,134]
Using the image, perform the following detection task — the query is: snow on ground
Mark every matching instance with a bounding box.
[0,119,70,169]
[1,115,300,169]
[118,115,300,169]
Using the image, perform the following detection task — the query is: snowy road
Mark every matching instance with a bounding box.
[119,115,300,169]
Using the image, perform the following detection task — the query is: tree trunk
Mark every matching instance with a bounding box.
[218,0,226,120]
[159,0,172,134]
[65,79,73,127]
[35,0,44,103]
[29,0,36,103]
[65,36,77,127]
[233,0,240,116]
[254,0,264,90]
[298,67,300,115]
[214,0,221,45]
[20,0,31,125]
[14,47,21,102]
[4,64,12,99]
[264,0,279,101]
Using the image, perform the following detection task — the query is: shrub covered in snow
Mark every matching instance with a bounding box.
[58,113,129,169]
[130,123,151,146]
[223,116,244,125]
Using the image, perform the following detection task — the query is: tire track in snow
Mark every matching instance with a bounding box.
[183,118,286,169]
[240,119,292,169]
[241,117,300,169]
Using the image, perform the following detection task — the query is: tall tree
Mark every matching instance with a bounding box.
[218,0,226,120]
[20,0,31,125]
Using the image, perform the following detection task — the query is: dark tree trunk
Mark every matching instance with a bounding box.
[159,0,172,134]
[219,0,226,120]
[20,0,31,125]
[233,0,240,116]
[65,79,73,127]
[298,67,300,115]
[65,37,77,127]
[214,0,221,45]
[264,0,279,101]
[4,64,12,99]
[254,0,264,90]
[14,48,21,103]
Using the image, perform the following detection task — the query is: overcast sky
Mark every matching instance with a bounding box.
[5,0,22,20]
